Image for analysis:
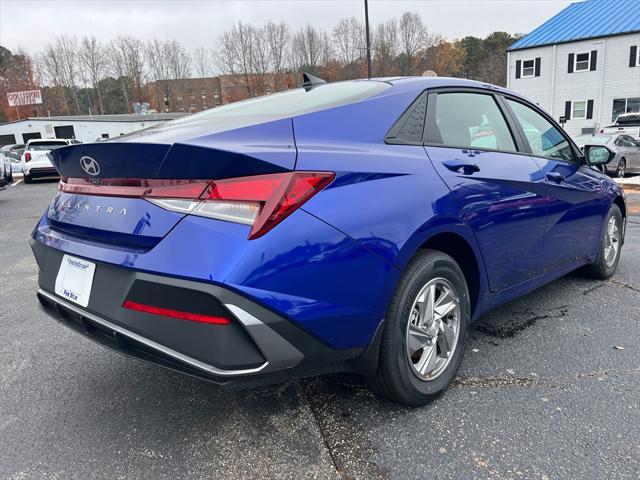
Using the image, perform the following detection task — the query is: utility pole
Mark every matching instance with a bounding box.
[364,0,372,79]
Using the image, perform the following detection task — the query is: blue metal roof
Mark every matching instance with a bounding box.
[509,0,640,51]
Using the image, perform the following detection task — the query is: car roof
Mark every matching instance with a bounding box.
[368,76,526,102]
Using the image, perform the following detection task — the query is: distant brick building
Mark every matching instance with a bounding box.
[146,73,297,114]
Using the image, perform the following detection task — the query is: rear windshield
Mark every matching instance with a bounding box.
[28,141,67,151]
[616,114,640,125]
[167,81,389,126]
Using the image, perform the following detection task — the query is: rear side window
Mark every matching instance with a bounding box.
[506,99,575,162]
[429,92,517,152]
[617,114,640,125]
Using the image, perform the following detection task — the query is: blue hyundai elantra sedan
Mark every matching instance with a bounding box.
[32,76,625,406]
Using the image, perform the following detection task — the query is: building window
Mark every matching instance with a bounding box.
[575,52,590,71]
[189,103,196,113]
[213,89,219,99]
[177,92,183,101]
[522,60,535,77]
[515,58,540,78]
[612,97,640,122]
[203,105,208,110]
[190,93,195,101]
[572,100,587,119]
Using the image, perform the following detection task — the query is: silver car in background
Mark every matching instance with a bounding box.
[0,144,23,184]
[574,133,640,178]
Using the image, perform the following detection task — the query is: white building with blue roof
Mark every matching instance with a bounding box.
[507,0,640,137]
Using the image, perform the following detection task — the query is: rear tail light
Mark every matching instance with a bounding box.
[24,152,31,162]
[123,300,231,325]
[59,172,335,239]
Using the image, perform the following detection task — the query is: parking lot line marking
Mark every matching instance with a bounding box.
[11,179,23,186]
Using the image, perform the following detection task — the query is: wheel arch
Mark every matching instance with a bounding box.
[614,195,626,220]
[419,231,482,319]
[613,195,627,244]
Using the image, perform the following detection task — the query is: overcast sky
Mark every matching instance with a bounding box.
[1,0,573,54]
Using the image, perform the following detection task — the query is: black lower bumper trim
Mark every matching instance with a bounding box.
[32,241,367,387]
[38,290,232,384]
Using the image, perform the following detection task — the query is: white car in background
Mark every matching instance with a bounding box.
[600,113,640,140]
[21,139,80,183]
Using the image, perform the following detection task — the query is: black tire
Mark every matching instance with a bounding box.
[23,173,32,184]
[369,249,470,406]
[616,158,626,178]
[582,204,623,279]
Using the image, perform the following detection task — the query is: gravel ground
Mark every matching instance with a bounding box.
[1,181,639,480]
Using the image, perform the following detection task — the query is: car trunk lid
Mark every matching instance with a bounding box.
[45,118,297,248]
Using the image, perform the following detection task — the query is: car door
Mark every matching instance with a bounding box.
[503,97,608,270]
[617,135,640,172]
[424,89,549,292]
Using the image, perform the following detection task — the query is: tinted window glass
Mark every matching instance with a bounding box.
[617,135,638,147]
[431,93,516,152]
[617,114,640,125]
[506,99,575,162]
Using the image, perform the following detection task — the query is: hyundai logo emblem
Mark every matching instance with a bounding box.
[80,156,100,176]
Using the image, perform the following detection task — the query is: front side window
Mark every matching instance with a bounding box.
[575,52,590,71]
[572,101,587,119]
[506,99,575,162]
[430,92,516,152]
[617,135,639,147]
[522,60,535,77]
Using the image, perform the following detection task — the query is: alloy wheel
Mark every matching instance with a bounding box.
[405,277,460,381]
[604,216,620,268]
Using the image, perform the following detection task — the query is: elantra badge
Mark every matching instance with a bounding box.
[80,156,100,176]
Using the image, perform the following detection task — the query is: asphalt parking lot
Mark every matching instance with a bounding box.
[1,181,639,480]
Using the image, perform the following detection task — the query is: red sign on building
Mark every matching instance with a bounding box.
[7,90,43,107]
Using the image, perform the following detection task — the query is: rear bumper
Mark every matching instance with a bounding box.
[33,241,361,385]
[24,166,59,178]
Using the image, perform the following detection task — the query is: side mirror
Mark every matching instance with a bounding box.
[584,145,615,166]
